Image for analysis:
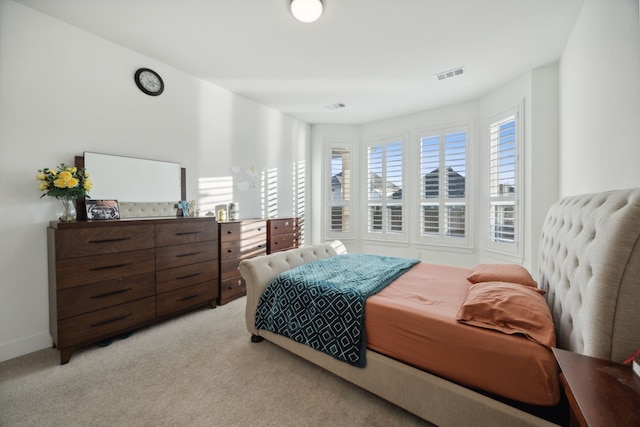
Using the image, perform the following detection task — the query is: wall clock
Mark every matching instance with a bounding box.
[134,68,164,96]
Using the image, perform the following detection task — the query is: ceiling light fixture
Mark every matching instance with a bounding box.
[290,0,323,23]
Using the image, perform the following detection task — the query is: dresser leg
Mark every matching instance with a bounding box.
[60,348,73,365]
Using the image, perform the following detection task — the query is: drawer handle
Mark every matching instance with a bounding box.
[90,313,132,327]
[176,272,203,280]
[175,231,202,236]
[177,292,202,302]
[227,230,233,234]
[176,252,201,258]
[90,288,133,299]
[89,237,132,244]
[90,263,131,271]
[227,249,233,253]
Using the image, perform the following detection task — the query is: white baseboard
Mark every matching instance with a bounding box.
[0,332,52,363]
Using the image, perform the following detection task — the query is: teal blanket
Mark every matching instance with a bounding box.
[255,253,420,367]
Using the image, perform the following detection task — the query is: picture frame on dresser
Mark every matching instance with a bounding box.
[85,199,120,220]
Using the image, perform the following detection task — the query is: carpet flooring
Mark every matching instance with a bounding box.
[0,298,433,426]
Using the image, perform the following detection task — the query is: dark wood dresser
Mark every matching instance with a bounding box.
[218,219,266,305]
[47,217,218,364]
[267,218,300,254]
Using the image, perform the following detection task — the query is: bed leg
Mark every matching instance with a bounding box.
[251,334,264,343]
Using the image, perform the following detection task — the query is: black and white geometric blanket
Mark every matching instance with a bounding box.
[254,253,419,367]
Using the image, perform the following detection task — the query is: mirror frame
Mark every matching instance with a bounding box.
[75,154,186,201]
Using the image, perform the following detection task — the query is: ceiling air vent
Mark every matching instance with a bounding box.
[326,102,346,110]
[436,67,465,81]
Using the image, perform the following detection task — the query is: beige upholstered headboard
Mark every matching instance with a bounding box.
[538,188,640,363]
[118,201,178,218]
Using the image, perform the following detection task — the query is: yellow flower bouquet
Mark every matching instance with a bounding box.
[36,163,92,221]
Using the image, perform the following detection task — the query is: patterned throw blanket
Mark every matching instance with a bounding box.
[255,253,420,367]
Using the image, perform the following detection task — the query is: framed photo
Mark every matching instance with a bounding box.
[85,199,120,220]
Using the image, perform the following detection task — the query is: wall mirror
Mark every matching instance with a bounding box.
[79,152,185,202]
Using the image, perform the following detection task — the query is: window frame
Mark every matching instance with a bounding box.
[325,140,355,240]
[362,135,408,243]
[485,105,523,257]
[415,124,471,248]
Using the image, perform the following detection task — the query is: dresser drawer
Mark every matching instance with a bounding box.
[57,296,155,348]
[56,249,156,290]
[55,225,155,259]
[220,259,242,281]
[269,232,299,253]
[220,277,246,304]
[57,272,155,319]
[156,261,218,294]
[269,218,298,236]
[155,221,217,247]
[220,236,267,261]
[156,241,217,269]
[219,220,266,243]
[156,281,217,318]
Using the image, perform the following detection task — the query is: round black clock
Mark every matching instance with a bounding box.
[134,68,164,96]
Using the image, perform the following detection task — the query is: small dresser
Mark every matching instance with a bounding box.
[267,217,300,254]
[48,217,218,364]
[218,219,266,305]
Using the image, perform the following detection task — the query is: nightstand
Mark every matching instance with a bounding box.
[553,348,640,427]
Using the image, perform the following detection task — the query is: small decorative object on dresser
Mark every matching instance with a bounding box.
[85,200,119,220]
[36,163,92,222]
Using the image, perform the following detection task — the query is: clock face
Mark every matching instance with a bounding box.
[135,68,164,96]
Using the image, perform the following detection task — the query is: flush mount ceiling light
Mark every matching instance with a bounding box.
[290,0,323,23]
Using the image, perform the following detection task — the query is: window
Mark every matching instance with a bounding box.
[327,143,352,237]
[293,159,306,245]
[365,138,405,240]
[417,126,469,246]
[487,106,521,254]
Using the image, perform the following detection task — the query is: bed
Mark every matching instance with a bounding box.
[239,188,640,427]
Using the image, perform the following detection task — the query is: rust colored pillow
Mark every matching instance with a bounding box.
[456,282,556,348]
[467,263,538,288]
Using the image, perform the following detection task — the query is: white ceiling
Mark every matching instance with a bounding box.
[14,0,585,125]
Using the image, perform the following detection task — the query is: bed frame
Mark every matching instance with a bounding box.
[239,188,640,427]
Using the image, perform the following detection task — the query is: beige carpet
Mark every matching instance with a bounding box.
[0,298,433,427]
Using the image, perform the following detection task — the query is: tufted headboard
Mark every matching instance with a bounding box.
[118,201,179,218]
[538,188,640,363]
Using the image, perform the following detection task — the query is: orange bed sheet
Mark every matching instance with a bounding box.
[365,262,560,406]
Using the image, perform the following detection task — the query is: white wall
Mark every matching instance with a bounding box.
[0,0,309,362]
[559,0,640,196]
[311,67,560,272]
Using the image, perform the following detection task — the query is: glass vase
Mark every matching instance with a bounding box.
[58,196,77,222]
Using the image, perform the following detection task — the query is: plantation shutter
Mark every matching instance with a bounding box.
[329,146,351,234]
[418,127,468,245]
[366,139,405,239]
[488,109,519,250]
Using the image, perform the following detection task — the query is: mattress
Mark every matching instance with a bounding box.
[365,262,560,406]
